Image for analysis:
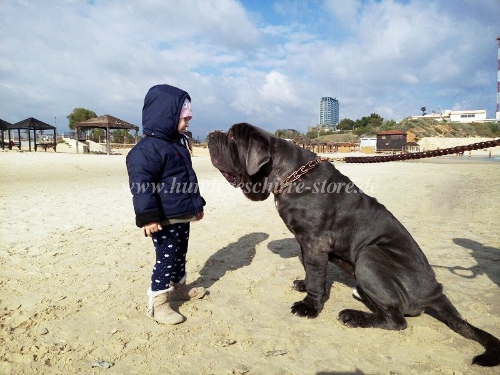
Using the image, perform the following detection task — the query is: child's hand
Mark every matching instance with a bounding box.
[142,222,162,237]
[197,212,204,221]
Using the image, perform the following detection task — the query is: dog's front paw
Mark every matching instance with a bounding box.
[292,279,307,292]
[291,300,319,318]
[338,309,368,328]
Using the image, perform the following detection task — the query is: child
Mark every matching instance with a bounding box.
[126,84,206,325]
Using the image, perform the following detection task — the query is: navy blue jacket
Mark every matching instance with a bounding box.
[126,84,205,227]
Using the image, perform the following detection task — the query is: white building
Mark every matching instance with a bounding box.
[360,137,377,148]
[409,109,487,123]
[447,110,487,122]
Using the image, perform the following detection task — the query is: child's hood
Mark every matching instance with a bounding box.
[142,84,191,141]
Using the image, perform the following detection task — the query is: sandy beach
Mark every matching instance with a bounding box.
[1,146,499,375]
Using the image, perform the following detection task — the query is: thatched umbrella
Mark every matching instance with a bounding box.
[74,115,139,155]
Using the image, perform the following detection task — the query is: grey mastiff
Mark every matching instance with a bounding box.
[208,123,499,367]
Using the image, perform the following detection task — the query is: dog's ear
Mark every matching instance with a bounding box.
[246,131,271,176]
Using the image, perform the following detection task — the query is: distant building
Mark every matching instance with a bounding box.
[409,109,487,123]
[319,97,339,129]
[448,110,487,122]
[360,137,377,154]
[496,36,500,120]
[360,137,377,148]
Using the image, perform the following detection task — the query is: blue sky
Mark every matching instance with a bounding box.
[1,0,499,140]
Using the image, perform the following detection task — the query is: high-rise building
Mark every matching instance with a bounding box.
[319,97,339,128]
[496,36,500,120]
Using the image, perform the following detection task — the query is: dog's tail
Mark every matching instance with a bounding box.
[431,295,500,367]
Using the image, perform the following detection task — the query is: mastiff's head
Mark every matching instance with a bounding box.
[208,123,273,201]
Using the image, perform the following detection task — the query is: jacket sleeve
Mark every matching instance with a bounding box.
[126,148,164,227]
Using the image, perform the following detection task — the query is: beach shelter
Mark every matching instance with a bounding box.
[0,119,15,150]
[9,117,57,151]
[74,115,139,155]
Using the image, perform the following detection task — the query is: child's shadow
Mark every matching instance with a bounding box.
[267,237,356,289]
[451,238,500,287]
[430,239,500,288]
[192,232,269,289]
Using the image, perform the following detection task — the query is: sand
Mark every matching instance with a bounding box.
[0,146,499,375]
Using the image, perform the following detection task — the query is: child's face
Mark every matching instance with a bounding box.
[178,116,191,133]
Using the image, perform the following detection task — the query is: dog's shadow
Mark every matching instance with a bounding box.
[267,238,356,289]
[192,232,269,289]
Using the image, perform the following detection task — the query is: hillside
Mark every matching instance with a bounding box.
[394,118,500,139]
[316,118,500,143]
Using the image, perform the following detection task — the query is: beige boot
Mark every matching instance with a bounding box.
[169,280,206,302]
[147,289,184,325]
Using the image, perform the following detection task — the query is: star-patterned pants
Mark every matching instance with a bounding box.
[150,222,190,291]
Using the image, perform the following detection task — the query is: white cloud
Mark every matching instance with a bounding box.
[324,0,361,29]
[260,71,300,105]
[402,74,419,84]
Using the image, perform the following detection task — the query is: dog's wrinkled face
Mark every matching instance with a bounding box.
[208,123,272,201]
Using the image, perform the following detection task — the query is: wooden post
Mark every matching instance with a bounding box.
[106,125,110,155]
[28,127,32,151]
[75,126,79,154]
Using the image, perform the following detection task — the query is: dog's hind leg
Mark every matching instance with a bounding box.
[350,286,378,313]
[338,255,408,330]
[338,302,407,331]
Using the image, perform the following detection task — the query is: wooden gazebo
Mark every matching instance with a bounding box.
[0,119,16,150]
[2,117,57,151]
[74,114,139,155]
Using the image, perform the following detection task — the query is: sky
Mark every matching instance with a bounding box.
[1,0,499,140]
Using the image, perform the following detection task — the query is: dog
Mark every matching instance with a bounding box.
[207,123,500,367]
